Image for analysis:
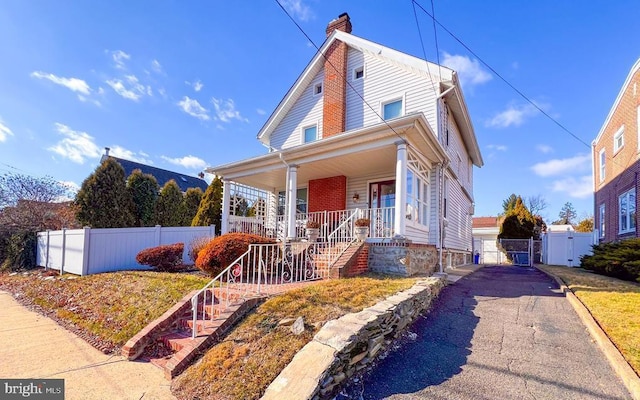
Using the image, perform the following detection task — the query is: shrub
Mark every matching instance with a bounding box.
[136,243,185,272]
[1,231,37,271]
[306,220,320,229]
[580,239,640,282]
[355,218,370,227]
[195,233,275,276]
[188,236,213,264]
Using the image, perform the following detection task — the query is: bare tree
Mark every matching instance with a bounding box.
[526,195,548,217]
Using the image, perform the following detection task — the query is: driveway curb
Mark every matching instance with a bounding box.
[536,266,640,400]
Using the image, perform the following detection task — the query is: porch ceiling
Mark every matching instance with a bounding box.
[208,114,447,192]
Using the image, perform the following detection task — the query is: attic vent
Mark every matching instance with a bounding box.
[180,176,188,182]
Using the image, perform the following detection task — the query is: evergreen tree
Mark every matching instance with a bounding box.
[154,180,183,226]
[192,176,223,234]
[75,158,135,228]
[178,187,203,226]
[501,193,518,215]
[126,169,159,227]
[498,197,538,239]
[554,202,577,225]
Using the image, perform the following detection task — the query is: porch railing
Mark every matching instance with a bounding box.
[190,242,331,338]
[229,207,395,241]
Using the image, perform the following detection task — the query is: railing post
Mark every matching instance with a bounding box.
[191,296,198,339]
[257,245,262,295]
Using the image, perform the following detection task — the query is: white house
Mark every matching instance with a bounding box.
[206,13,483,271]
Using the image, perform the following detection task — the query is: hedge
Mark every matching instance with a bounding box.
[195,233,275,277]
[580,239,640,283]
[136,242,184,272]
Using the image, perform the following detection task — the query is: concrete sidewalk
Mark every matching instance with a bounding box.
[0,290,175,400]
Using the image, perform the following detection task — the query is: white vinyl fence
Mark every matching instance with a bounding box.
[37,225,216,275]
[541,231,595,267]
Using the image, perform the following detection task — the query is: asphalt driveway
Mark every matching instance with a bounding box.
[339,265,632,399]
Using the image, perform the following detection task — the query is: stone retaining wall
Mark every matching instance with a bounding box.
[368,242,438,276]
[261,276,445,400]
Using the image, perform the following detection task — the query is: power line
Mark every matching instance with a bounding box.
[411,1,438,95]
[411,0,592,150]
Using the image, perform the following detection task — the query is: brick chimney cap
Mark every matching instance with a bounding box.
[326,12,352,36]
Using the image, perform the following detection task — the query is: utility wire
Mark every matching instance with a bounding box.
[412,0,591,149]
[429,0,442,78]
[411,1,438,95]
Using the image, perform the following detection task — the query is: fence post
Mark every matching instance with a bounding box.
[60,228,66,276]
[45,230,50,271]
[155,225,162,246]
[210,224,215,238]
[529,237,533,267]
[82,227,91,276]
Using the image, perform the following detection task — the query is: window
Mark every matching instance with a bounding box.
[353,66,364,80]
[382,99,403,120]
[599,149,606,182]
[619,188,636,234]
[303,125,317,143]
[443,177,449,219]
[599,203,605,238]
[313,83,322,96]
[613,126,624,153]
[278,188,308,215]
[406,169,429,225]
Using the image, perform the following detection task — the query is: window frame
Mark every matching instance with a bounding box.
[353,65,364,80]
[405,168,430,228]
[613,125,625,153]
[598,203,605,238]
[381,95,405,121]
[618,188,636,234]
[313,82,323,96]
[302,124,318,144]
[599,148,606,182]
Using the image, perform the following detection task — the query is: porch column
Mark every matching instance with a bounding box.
[286,165,298,240]
[221,179,231,235]
[394,141,407,237]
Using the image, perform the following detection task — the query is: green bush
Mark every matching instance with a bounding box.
[135,243,185,272]
[580,239,640,282]
[1,231,37,271]
[195,233,274,277]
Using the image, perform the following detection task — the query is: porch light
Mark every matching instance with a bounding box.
[353,192,360,203]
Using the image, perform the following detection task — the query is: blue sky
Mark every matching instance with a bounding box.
[0,0,638,223]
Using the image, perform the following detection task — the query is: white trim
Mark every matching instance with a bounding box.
[618,188,636,234]
[613,125,625,154]
[637,106,640,151]
[352,65,364,80]
[302,123,318,144]
[598,203,605,238]
[313,82,323,96]
[380,94,406,121]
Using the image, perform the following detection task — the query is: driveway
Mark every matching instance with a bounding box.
[0,290,175,400]
[339,265,632,399]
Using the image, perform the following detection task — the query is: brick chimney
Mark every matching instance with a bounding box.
[323,13,351,138]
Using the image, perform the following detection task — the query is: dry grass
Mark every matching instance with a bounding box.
[538,265,640,375]
[0,270,210,348]
[171,275,419,400]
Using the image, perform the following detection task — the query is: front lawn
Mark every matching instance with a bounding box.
[538,265,640,375]
[0,269,211,351]
[171,275,419,400]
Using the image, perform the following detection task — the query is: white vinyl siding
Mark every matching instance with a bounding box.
[345,47,439,133]
[445,110,473,196]
[270,70,324,150]
[444,175,473,251]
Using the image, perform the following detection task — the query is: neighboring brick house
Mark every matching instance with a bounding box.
[207,14,483,266]
[593,59,640,243]
[100,148,208,193]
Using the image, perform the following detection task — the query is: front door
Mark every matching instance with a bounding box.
[369,180,395,237]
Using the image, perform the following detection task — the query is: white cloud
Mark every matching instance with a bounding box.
[441,52,492,87]
[256,108,266,116]
[211,97,248,123]
[486,144,507,151]
[111,50,130,69]
[193,80,203,92]
[486,103,539,128]
[151,59,163,74]
[531,154,591,177]
[59,180,80,197]
[31,71,91,95]
[536,144,553,154]
[280,0,312,21]
[108,145,153,164]
[177,96,210,120]
[550,175,593,199]
[48,123,101,164]
[106,75,147,101]
[161,155,206,170]
[0,118,14,142]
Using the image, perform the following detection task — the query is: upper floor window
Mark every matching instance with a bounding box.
[613,126,624,153]
[382,98,403,120]
[599,203,605,238]
[353,66,364,80]
[599,149,606,182]
[313,82,322,96]
[619,188,636,234]
[303,125,318,143]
